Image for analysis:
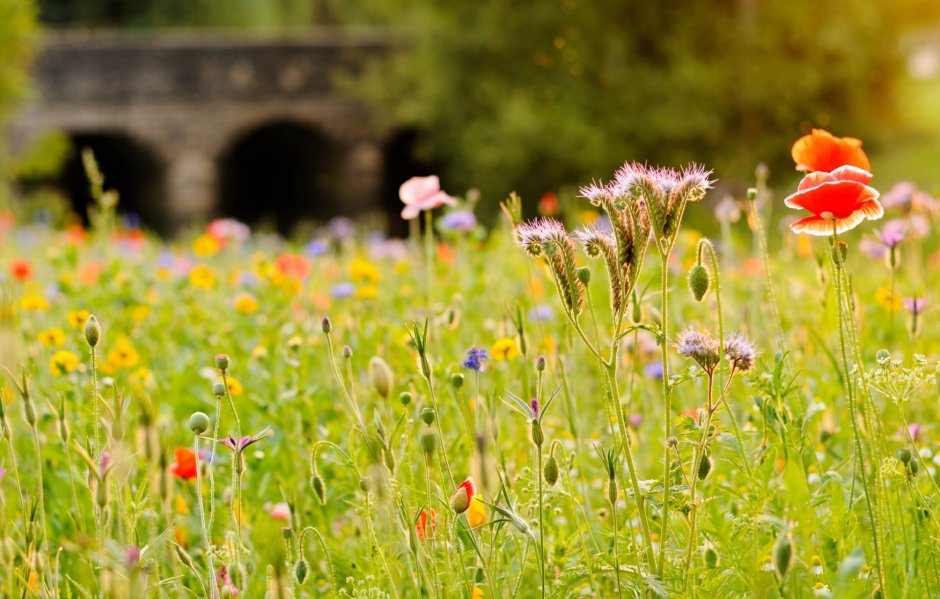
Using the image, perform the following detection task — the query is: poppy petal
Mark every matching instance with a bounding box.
[831,165,873,185]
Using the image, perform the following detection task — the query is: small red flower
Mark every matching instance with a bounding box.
[9,259,33,281]
[415,508,437,540]
[275,253,312,280]
[449,477,477,514]
[784,166,883,236]
[538,192,560,217]
[170,448,198,480]
[791,129,870,173]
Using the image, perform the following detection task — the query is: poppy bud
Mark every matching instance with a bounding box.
[189,411,210,435]
[535,355,546,372]
[84,315,100,347]
[451,373,464,389]
[311,475,327,505]
[908,458,919,476]
[606,477,618,505]
[832,241,848,267]
[369,357,394,399]
[215,354,229,372]
[421,407,435,425]
[342,345,353,359]
[359,477,370,492]
[704,547,719,569]
[282,526,293,540]
[419,427,437,455]
[321,316,332,334]
[213,382,226,397]
[697,451,712,480]
[294,559,308,584]
[449,477,476,514]
[399,391,412,406]
[544,454,559,486]
[688,263,710,302]
[746,188,758,202]
[773,534,793,578]
[530,419,544,447]
[898,448,912,464]
[577,266,591,285]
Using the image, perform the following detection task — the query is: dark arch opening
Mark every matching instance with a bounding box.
[218,120,340,236]
[380,129,439,237]
[59,132,168,233]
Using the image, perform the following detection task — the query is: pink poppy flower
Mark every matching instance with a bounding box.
[269,502,291,520]
[399,176,457,220]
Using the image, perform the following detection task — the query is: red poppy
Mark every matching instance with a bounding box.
[9,259,33,281]
[415,508,437,540]
[449,477,477,514]
[784,166,883,236]
[791,129,870,173]
[170,448,198,480]
[275,253,312,280]
[538,192,560,217]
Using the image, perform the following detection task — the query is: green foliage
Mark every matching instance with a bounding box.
[0,0,36,207]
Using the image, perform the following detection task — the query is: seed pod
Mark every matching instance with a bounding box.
[369,357,394,399]
[451,373,464,389]
[282,526,293,540]
[359,477,370,492]
[311,475,327,505]
[897,448,912,464]
[908,459,919,476]
[399,391,412,406]
[576,266,591,284]
[215,354,230,372]
[213,382,226,397]
[294,559,308,584]
[544,453,559,486]
[84,315,100,347]
[688,263,710,302]
[419,427,437,455]
[773,534,793,578]
[189,412,210,435]
[697,451,712,481]
[530,419,544,447]
[421,408,435,425]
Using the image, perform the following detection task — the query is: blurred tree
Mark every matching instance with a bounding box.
[343,0,940,200]
[0,0,36,207]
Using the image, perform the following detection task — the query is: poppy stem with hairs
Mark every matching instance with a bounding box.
[425,208,434,308]
[194,434,217,599]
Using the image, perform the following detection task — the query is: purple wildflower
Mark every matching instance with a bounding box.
[908,423,923,442]
[675,327,720,373]
[305,239,329,257]
[126,546,141,567]
[530,398,540,418]
[644,361,664,379]
[220,428,271,454]
[462,347,490,372]
[724,333,758,372]
[904,297,927,315]
[528,305,555,323]
[99,451,112,478]
[441,210,478,232]
[629,414,643,428]
[217,565,239,596]
[330,282,355,299]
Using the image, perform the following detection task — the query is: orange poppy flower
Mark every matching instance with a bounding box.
[9,258,33,281]
[275,253,312,280]
[791,129,870,173]
[170,448,198,480]
[415,508,437,540]
[784,166,882,236]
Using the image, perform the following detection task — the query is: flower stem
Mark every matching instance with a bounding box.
[194,435,217,599]
[658,252,672,579]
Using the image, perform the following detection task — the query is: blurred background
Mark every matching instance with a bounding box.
[1,0,939,236]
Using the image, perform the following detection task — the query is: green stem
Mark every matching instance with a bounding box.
[537,443,546,598]
[658,252,672,579]
[749,196,786,353]
[194,435,217,599]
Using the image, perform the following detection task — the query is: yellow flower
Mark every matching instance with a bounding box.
[251,345,268,360]
[490,338,521,361]
[107,341,140,369]
[875,286,901,312]
[350,258,381,283]
[192,234,220,257]
[67,309,90,329]
[20,295,49,312]
[131,367,153,385]
[174,494,190,515]
[233,293,260,314]
[467,494,487,528]
[355,285,378,300]
[471,586,484,599]
[50,350,80,376]
[394,261,410,274]
[131,305,151,323]
[38,327,66,347]
[226,377,244,396]
[189,265,216,290]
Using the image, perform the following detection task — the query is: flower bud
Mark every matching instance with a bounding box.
[451,373,464,389]
[369,357,394,399]
[311,475,327,505]
[449,478,476,514]
[359,477,370,492]
[898,448,912,464]
[399,391,412,406]
[342,345,353,359]
[576,266,591,285]
[832,241,848,267]
[697,451,712,481]
[606,477,618,505]
[321,316,332,333]
[688,263,710,302]
[535,355,546,372]
[421,407,435,425]
[746,188,758,202]
[632,299,642,324]
[189,411,210,435]
[213,382,226,397]
[704,547,719,569]
[419,427,437,455]
[84,315,100,347]
[215,354,229,372]
[282,526,293,540]
[294,559,308,584]
[908,458,919,476]
[530,419,544,447]
[773,534,793,578]
[544,454,559,486]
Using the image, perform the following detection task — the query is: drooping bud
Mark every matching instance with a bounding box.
[215,354,230,372]
[773,534,793,578]
[294,559,308,584]
[84,314,100,347]
[369,357,394,399]
[688,263,710,302]
[189,411,210,435]
[311,475,327,504]
[421,407,435,425]
[449,477,476,514]
[544,453,559,486]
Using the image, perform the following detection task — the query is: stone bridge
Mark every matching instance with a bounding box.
[8,29,418,235]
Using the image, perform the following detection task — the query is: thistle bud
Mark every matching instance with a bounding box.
[215,354,229,372]
[311,475,327,504]
[213,382,226,397]
[399,391,412,406]
[451,373,464,389]
[704,547,719,569]
[421,407,435,425]
[688,263,710,302]
[321,316,332,334]
[544,453,559,486]
[342,345,353,359]
[773,534,793,578]
[369,357,394,399]
[294,559,308,584]
[189,412,210,435]
[898,448,912,464]
[535,355,546,372]
[697,451,712,481]
[576,266,591,285]
[84,314,100,347]
[419,427,437,455]
[530,419,544,447]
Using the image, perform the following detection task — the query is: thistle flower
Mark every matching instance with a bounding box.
[724,333,758,372]
[675,327,720,373]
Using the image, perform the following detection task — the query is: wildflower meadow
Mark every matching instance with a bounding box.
[2,130,940,598]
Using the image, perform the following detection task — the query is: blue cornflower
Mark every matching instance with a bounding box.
[330,282,355,299]
[441,210,478,232]
[462,347,490,372]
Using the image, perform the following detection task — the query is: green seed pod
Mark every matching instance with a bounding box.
[832,241,848,267]
[451,373,465,389]
[419,427,437,455]
[746,188,758,202]
[704,547,719,569]
[214,354,229,372]
[908,458,919,476]
[213,382,226,397]
[421,407,435,425]
[282,526,293,540]
[311,475,327,505]
[369,357,394,400]
[688,263,710,302]
[84,315,100,347]
[697,451,712,481]
[189,411,210,435]
[530,419,544,447]
[773,534,793,578]
[576,266,591,285]
[544,454,559,486]
[399,391,412,406]
[898,448,912,464]
[294,559,308,584]
[359,477,370,492]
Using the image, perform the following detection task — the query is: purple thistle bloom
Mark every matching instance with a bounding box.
[904,297,927,315]
[441,210,478,232]
[724,332,758,372]
[675,327,720,373]
[462,347,490,372]
[908,423,923,442]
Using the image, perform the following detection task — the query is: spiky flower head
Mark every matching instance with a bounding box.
[724,332,758,372]
[675,327,720,373]
[514,218,585,315]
